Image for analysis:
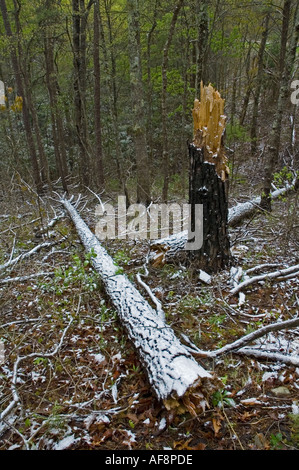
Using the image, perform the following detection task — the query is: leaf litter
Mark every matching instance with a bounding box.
[0,189,299,450]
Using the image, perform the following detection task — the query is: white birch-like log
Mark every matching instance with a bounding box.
[150,181,296,262]
[60,198,215,412]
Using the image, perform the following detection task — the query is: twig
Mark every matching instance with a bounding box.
[136,273,164,321]
[0,317,74,422]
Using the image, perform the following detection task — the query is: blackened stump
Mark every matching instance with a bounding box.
[188,144,230,273]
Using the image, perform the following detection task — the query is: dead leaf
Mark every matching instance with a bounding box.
[212,417,222,436]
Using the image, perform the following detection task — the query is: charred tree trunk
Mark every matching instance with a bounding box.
[188,83,230,273]
[60,197,215,413]
[188,145,230,273]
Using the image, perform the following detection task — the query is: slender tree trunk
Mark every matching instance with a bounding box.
[93,0,105,189]
[0,0,42,193]
[98,6,130,205]
[194,0,208,97]
[161,0,184,202]
[239,42,253,126]
[127,0,151,205]
[44,34,68,192]
[12,0,50,187]
[146,0,158,177]
[250,13,270,156]
[72,0,90,186]
[261,0,295,211]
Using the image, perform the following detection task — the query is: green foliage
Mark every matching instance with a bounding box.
[212,389,236,409]
[226,122,251,145]
[273,166,294,188]
[41,249,99,295]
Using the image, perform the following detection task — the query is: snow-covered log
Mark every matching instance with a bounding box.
[60,197,215,414]
[150,180,296,264]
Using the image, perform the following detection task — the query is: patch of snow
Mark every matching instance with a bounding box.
[158,417,166,431]
[92,353,106,364]
[54,434,77,450]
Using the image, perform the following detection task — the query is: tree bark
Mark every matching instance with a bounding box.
[261,0,294,211]
[60,197,215,413]
[161,0,184,202]
[127,0,151,205]
[93,0,105,189]
[44,31,68,192]
[250,12,270,156]
[0,0,42,193]
[188,144,231,273]
[72,0,90,186]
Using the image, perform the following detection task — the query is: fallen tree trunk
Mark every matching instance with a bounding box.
[60,197,216,414]
[150,179,296,265]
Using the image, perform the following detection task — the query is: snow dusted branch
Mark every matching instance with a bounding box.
[182,317,299,366]
[230,264,299,295]
[0,272,54,285]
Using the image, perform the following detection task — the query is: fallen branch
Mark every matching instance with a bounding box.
[182,317,299,366]
[0,272,54,285]
[236,348,299,367]
[230,264,299,295]
[0,241,56,272]
[60,197,215,414]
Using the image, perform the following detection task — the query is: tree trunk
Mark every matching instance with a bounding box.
[161,0,184,202]
[72,0,90,186]
[261,0,293,211]
[60,197,215,413]
[188,84,230,273]
[127,0,151,205]
[0,0,42,193]
[44,33,68,192]
[98,4,130,205]
[93,0,105,189]
[250,12,270,156]
[194,0,208,97]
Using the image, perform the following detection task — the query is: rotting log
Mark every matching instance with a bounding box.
[60,197,216,414]
[150,179,296,267]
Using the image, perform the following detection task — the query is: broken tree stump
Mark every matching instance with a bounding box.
[60,197,216,414]
[188,83,231,273]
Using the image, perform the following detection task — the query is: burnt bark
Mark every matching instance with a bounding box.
[188,144,231,273]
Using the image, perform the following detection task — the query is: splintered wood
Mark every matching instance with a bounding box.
[192,82,229,181]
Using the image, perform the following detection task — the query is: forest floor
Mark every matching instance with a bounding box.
[0,171,299,451]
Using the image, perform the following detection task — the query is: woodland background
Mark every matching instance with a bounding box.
[0,0,298,201]
[0,0,299,452]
